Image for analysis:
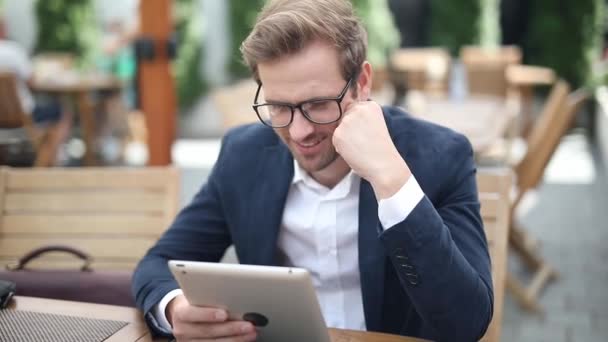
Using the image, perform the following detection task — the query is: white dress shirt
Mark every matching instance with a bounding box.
[154,161,424,331]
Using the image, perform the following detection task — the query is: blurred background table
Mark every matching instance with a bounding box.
[31,72,123,165]
[409,96,516,154]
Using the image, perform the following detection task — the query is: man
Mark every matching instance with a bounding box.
[132,0,493,341]
[0,22,62,125]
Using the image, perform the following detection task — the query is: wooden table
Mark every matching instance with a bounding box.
[409,96,515,153]
[31,73,123,166]
[6,296,427,342]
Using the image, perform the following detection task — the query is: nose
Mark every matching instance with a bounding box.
[289,108,315,141]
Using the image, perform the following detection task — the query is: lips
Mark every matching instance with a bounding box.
[293,138,324,157]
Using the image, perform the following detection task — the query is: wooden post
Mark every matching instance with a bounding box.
[139,0,176,165]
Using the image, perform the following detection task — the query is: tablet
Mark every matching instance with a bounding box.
[169,260,331,342]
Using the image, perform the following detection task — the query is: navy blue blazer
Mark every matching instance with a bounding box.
[132,106,493,341]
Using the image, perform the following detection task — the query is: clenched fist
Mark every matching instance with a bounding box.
[332,100,411,199]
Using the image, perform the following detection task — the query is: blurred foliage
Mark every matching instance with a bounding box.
[173,0,206,110]
[228,0,265,79]
[479,0,501,48]
[355,0,400,70]
[430,0,481,55]
[34,0,99,68]
[525,0,604,88]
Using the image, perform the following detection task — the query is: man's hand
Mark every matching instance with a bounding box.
[167,295,257,342]
[332,101,411,199]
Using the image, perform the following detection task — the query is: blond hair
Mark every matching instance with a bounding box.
[240,0,367,83]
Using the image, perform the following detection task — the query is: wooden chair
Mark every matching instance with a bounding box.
[0,166,180,270]
[508,81,590,312]
[0,72,66,167]
[477,168,512,342]
[211,79,259,133]
[389,47,451,104]
[460,45,522,98]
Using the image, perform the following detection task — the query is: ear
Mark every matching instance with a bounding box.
[356,61,373,100]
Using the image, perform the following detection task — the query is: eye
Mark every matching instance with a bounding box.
[305,101,332,111]
[269,105,291,115]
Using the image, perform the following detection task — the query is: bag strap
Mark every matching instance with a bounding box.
[7,245,93,271]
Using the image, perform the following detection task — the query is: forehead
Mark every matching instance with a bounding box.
[257,40,345,102]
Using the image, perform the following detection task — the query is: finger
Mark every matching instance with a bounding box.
[342,99,377,117]
[210,332,258,342]
[183,332,257,342]
[174,321,255,340]
[204,320,256,338]
[177,306,229,323]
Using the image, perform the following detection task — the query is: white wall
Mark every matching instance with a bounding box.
[4,0,36,52]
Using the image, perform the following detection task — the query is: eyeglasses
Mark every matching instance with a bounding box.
[252,77,353,128]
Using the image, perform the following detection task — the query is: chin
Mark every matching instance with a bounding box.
[295,152,338,174]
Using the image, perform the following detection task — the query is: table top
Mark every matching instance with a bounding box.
[408,95,515,152]
[506,65,555,86]
[31,72,123,93]
[7,296,426,342]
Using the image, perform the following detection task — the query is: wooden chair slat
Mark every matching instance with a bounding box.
[0,166,179,271]
[477,168,512,342]
[1,214,166,236]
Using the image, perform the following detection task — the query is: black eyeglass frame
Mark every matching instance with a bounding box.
[252,77,354,128]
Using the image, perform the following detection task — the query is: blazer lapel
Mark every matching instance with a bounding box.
[245,143,293,266]
[358,179,386,331]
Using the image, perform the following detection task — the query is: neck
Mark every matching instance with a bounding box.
[309,156,351,188]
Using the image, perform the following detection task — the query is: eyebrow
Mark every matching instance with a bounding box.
[262,96,335,106]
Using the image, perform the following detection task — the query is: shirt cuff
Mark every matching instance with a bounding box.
[153,289,184,332]
[378,175,424,230]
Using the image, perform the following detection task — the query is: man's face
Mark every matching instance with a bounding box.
[257,41,363,174]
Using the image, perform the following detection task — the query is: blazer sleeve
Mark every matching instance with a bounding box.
[379,134,493,341]
[131,134,234,335]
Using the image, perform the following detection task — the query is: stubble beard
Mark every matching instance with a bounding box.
[293,142,339,174]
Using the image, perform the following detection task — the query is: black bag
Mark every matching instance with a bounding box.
[0,279,16,309]
[0,245,135,307]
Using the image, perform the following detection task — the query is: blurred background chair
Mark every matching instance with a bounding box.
[0,166,179,270]
[460,45,522,98]
[477,168,513,342]
[211,79,259,133]
[507,81,590,312]
[389,47,451,105]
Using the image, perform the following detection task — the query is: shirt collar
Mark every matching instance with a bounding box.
[291,160,359,199]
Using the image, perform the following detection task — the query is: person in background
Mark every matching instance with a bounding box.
[0,18,64,125]
[133,1,493,341]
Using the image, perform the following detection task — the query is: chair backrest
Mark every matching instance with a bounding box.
[0,72,27,129]
[515,81,588,198]
[476,168,513,342]
[0,166,180,270]
[389,47,451,96]
[211,79,259,133]
[461,45,522,97]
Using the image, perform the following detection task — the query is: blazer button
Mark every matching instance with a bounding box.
[405,272,419,286]
[395,254,409,261]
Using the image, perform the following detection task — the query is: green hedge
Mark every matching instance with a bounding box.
[525,0,604,88]
[228,0,265,79]
[430,0,481,55]
[34,0,98,68]
[174,0,206,110]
